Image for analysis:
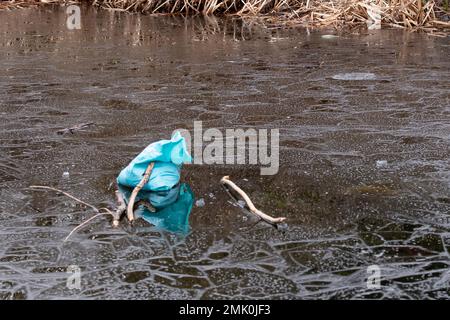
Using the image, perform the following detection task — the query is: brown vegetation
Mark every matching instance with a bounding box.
[0,0,449,33]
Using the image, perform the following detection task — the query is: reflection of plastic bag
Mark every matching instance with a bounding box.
[119,183,194,234]
[141,183,194,234]
[117,132,191,191]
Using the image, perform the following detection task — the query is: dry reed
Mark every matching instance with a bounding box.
[0,0,449,33]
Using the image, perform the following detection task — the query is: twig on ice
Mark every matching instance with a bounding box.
[136,200,156,213]
[220,176,287,225]
[29,185,121,241]
[64,208,115,242]
[127,162,155,222]
[29,185,99,213]
[56,122,96,135]
[113,190,126,227]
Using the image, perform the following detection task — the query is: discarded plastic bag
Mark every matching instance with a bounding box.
[117,132,191,192]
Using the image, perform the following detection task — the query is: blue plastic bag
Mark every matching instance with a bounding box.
[117,132,191,192]
[140,183,194,234]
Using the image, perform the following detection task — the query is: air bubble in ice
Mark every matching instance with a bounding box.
[376,160,388,168]
[195,198,205,207]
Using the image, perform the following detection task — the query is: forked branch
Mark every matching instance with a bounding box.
[29,185,123,241]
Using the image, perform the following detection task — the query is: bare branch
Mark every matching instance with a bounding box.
[29,185,99,213]
[64,209,115,242]
[220,176,287,225]
[56,122,96,135]
[127,162,155,222]
[113,190,126,227]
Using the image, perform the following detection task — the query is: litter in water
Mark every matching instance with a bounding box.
[331,72,377,80]
[321,35,339,39]
[117,131,192,192]
[376,160,388,168]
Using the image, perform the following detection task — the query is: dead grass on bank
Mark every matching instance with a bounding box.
[0,0,72,10]
[0,0,38,10]
[289,0,450,31]
[0,0,449,34]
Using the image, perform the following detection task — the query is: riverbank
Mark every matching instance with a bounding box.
[1,0,449,34]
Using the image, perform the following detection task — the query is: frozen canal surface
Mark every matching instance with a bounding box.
[0,6,449,299]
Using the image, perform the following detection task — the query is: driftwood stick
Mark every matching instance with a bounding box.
[127,162,155,222]
[56,122,95,135]
[136,200,156,213]
[64,208,115,242]
[220,176,287,225]
[113,190,126,227]
[29,185,99,213]
[29,185,125,240]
